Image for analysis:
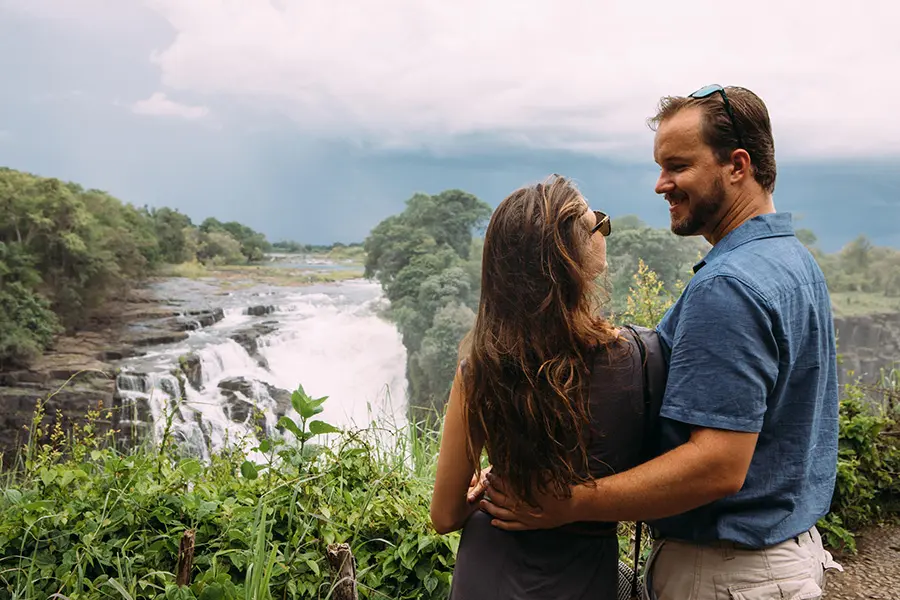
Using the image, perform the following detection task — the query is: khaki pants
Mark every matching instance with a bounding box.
[644,526,843,600]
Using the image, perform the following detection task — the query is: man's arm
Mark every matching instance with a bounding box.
[481,426,757,529]
[482,274,775,530]
[573,426,758,522]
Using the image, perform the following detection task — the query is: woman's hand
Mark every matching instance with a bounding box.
[467,465,492,503]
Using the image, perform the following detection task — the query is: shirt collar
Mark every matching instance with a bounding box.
[693,212,796,273]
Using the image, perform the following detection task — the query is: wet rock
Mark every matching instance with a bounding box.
[190,308,226,328]
[246,305,276,316]
[218,376,291,430]
[178,353,203,391]
[127,331,191,347]
[229,321,278,366]
[98,348,147,361]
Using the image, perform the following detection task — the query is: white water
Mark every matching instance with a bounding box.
[114,279,408,458]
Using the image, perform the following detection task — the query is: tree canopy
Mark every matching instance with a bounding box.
[0,167,274,369]
[364,189,491,418]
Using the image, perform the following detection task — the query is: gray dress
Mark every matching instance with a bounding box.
[449,331,648,600]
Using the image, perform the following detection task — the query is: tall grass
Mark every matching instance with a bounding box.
[0,386,453,600]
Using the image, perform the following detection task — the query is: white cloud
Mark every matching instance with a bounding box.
[8,0,900,158]
[131,92,210,120]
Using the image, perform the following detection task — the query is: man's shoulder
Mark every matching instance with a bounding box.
[699,236,825,302]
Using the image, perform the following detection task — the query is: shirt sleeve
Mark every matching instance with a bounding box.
[660,275,779,433]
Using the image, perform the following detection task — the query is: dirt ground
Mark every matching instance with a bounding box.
[823,524,900,600]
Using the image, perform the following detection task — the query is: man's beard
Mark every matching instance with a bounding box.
[670,177,726,237]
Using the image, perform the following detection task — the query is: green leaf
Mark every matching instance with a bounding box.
[299,402,324,420]
[58,469,76,488]
[415,561,432,581]
[308,420,340,435]
[425,574,438,594]
[179,459,203,479]
[305,558,320,577]
[196,500,219,520]
[4,489,22,504]
[258,439,271,453]
[198,583,225,600]
[240,461,258,480]
[40,467,57,487]
[277,416,302,439]
[290,389,309,415]
[104,577,136,600]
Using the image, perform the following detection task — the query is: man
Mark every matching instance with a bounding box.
[477,85,843,598]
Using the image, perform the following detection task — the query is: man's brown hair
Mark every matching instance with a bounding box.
[648,86,777,194]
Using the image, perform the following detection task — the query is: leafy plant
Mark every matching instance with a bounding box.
[0,384,453,600]
[817,379,900,553]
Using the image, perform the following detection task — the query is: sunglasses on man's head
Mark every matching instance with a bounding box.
[689,84,745,150]
[590,210,611,237]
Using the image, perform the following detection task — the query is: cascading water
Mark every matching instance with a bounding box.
[113,278,408,459]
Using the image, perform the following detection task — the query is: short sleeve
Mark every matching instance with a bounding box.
[660,275,778,433]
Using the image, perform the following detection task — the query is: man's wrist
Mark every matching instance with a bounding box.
[569,478,605,523]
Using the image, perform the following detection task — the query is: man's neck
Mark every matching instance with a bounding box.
[704,189,775,246]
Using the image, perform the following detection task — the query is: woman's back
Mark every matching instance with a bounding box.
[449,330,648,600]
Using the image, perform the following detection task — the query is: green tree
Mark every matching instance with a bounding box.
[364,189,491,419]
[149,207,195,264]
[202,217,271,262]
[605,224,704,313]
[413,302,477,415]
[198,230,245,265]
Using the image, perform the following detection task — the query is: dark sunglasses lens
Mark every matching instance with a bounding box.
[594,211,611,236]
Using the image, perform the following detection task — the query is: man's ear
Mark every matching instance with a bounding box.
[730,148,752,183]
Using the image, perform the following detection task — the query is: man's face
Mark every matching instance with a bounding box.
[653,107,729,237]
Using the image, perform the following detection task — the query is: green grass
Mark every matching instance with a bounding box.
[830,292,900,317]
[0,390,453,600]
[156,262,366,287]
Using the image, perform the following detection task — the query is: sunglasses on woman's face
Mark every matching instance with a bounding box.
[590,210,611,237]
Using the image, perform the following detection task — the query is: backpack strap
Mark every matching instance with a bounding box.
[621,324,667,600]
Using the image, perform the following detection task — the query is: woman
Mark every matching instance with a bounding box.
[430,175,654,600]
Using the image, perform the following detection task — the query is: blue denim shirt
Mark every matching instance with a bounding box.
[651,212,839,548]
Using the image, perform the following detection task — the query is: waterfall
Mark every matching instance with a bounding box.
[113,279,408,459]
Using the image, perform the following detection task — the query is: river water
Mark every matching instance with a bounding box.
[114,273,408,460]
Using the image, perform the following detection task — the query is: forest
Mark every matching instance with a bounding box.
[364,191,900,417]
[0,167,272,370]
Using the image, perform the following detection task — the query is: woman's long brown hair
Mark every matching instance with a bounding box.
[460,175,620,507]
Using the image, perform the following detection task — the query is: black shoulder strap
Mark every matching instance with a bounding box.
[621,324,667,599]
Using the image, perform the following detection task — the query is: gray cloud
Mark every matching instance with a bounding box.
[0,0,897,253]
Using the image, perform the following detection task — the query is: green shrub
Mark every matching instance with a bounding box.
[817,381,900,553]
[0,387,454,600]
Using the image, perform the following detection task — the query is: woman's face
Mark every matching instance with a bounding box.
[579,200,608,278]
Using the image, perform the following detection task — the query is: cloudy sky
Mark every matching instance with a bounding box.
[1,0,898,251]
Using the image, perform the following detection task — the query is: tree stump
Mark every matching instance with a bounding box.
[326,543,357,600]
[176,529,196,587]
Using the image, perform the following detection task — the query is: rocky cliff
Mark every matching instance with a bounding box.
[834,312,900,385]
[0,287,224,466]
